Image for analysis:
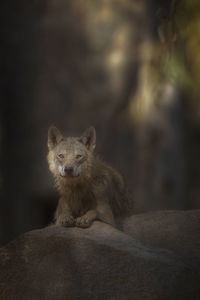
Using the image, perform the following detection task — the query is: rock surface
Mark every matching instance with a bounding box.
[123,210,200,258]
[0,211,200,300]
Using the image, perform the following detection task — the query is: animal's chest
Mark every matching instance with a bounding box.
[68,187,96,217]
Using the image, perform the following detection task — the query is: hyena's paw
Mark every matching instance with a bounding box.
[75,215,93,228]
[58,215,75,227]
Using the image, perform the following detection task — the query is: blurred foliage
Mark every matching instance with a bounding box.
[158,0,200,114]
[129,0,200,121]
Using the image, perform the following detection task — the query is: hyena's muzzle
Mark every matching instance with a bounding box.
[59,165,80,177]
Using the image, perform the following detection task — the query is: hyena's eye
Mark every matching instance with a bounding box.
[76,154,82,159]
[57,154,64,160]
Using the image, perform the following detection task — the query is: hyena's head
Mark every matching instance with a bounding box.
[47,126,96,178]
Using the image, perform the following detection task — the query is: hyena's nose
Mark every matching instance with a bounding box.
[64,166,74,176]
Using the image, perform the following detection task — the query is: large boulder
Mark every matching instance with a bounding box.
[0,213,200,300]
[123,210,200,258]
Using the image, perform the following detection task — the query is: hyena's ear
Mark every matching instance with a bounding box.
[48,126,64,150]
[79,126,96,151]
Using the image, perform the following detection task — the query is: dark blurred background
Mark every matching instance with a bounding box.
[1,0,200,245]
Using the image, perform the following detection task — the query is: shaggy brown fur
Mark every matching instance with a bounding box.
[47,126,129,228]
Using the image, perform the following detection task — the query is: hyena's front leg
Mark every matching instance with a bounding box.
[93,185,116,227]
[75,202,116,228]
[96,201,116,227]
[56,214,75,227]
[55,198,75,227]
[76,210,97,228]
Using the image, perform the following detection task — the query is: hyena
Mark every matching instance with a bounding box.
[47,126,129,228]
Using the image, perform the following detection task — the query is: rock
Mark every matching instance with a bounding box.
[123,210,200,258]
[0,219,200,299]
